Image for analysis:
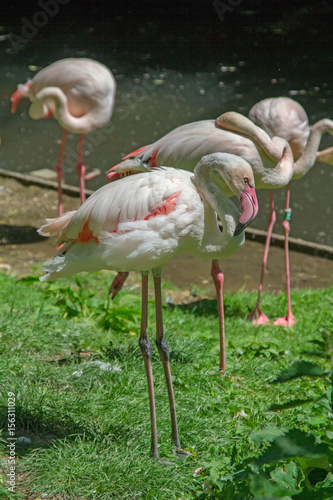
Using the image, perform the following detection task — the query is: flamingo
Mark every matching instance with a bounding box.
[106,111,293,333]
[11,58,116,215]
[247,97,333,326]
[38,152,258,457]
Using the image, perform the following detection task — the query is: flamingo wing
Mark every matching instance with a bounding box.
[107,119,261,182]
[39,168,200,279]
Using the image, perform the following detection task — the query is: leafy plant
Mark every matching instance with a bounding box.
[42,275,141,333]
[303,328,333,364]
[198,361,333,499]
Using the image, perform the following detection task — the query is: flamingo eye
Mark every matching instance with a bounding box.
[244,177,249,184]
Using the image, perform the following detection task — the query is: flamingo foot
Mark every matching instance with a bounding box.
[109,272,129,299]
[273,313,296,327]
[247,307,270,325]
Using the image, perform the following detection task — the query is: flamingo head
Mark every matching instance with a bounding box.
[10,82,32,113]
[213,153,258,235]
[316,146,333,166]
[234,182,259,235]
[106,157,151,183]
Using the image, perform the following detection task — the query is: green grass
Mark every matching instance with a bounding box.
[0,271,332,499]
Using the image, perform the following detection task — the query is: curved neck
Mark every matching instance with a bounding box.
[30,87,96,134]
[294,119,333,177]
[194,159,240,239]
[216,112,294,188]
[217,112,287,162]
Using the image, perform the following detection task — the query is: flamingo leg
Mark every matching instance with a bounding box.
[211,260,226,373]
[247,189,275,325]
[55,129,68,215]
[76,134,87,205]
[109,272,129,299]
[273,183,296,326]
[153,271,182,452]
[139,272,159,458]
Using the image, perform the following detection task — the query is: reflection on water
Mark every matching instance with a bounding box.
[0,1,332,247]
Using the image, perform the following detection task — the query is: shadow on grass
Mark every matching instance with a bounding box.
[168,295,251,319]
[0,404,132,458]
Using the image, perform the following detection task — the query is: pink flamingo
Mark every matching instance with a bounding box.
[11,58,116,215]
[106,111,293,332]
[39,153,258,456]
[247,97,333,326]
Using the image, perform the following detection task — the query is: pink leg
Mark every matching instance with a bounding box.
[153,271,182,452]
[211,259,226,373]
[109,272,129,299]
[56,129,68,215]
[76,134,86,204]
[273,184,296,326]
[247,190,275,325]
[139,273,159,458]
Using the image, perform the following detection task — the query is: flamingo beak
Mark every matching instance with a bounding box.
[10,89,24,113]
[234,183,259,236]
[106,170,123,183]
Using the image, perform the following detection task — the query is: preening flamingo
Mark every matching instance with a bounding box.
[39,153,258,456]
[11,58,116,215]
[106,111,293,338]
[247,97,333,326]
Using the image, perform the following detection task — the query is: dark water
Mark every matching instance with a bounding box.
[0,1,332,247]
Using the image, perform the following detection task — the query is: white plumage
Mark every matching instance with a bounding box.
[11,58,116,213]
[249,97,333,178]
[40,154,257,280]
[107,112,294,190]
[39,153,258,458]
[247,96,333,326]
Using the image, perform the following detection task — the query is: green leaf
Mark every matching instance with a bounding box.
[297,456,332,475]
[248,472,282,498]
[249,463,302,498]
[269,398,317,411]
[251,424,288,447]
[294,486,333,499]
[255,430,330,467]
[271,461,303,495]
[272,361,329,384]
[315,471,333,488]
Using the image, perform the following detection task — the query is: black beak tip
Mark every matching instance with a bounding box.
[234,221,246,236]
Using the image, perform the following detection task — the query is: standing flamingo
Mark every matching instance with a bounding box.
[11,58,116,215]
[247,97,333,326]
[106,112,293,338]
[38,153,259,457]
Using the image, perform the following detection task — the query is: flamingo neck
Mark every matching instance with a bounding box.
[216,112,286,162]
[29,87,97,134]
[293,119,333,177]
[194,158,241,241]
[257,136,294,188]
[216,113,294,188]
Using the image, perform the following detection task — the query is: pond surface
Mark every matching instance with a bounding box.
[0,1,332,248]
